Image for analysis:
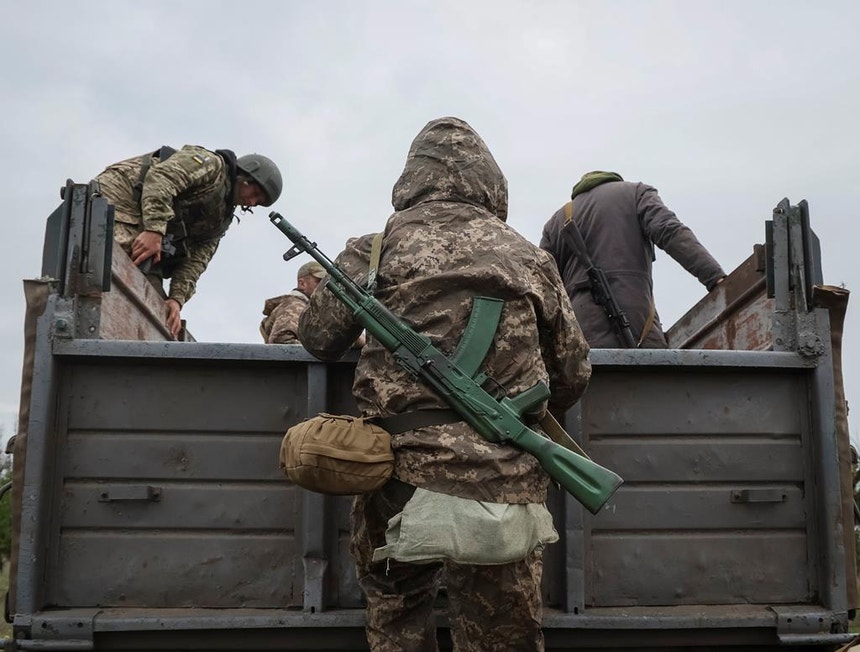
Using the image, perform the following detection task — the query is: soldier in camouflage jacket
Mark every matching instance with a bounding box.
[96,145,282,338]
[299,117,591,651]
[260,261,326,344]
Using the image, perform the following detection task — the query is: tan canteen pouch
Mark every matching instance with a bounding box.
[279,413,394,495]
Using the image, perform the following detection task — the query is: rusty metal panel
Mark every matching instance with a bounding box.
[667,246,773,351]
[98,242,174,341]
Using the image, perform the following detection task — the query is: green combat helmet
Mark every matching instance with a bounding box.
[237,154,283,206]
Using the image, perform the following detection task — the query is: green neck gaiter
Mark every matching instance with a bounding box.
[571,171,624,200]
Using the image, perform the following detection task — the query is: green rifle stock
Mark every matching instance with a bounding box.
[270,212,623,514]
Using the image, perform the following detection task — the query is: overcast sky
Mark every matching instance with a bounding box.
[1,1,858,445]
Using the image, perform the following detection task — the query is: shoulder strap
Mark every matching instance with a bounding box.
[132,145,177,205]
[561,201,595,267]
[638,297,657,346]
[366,231,384,293]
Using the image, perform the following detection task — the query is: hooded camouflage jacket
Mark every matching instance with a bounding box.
[96,145,237,306]
[260,290,308,344]
[299,117,591,504]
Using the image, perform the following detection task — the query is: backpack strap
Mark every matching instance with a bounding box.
[131,145,177,205]
[637,297,657,347]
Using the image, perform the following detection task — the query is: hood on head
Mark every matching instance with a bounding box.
[391,117,508,221]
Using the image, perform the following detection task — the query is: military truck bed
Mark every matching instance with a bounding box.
[5,185,855,650]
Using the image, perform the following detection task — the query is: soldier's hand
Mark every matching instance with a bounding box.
[132,231,163,266]
[165,299,182,339]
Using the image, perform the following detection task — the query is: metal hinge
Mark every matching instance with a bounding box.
[773,606,852,645]
[10,612,96,650]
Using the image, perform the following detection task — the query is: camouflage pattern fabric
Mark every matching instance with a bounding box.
[299,116,591,505]
[351,481,545,651]
[96,145,234,306]
[260,291,309,344]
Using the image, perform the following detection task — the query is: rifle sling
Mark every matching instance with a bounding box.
[562,201,596,269]
[538,412,591,460]
[366,231,384,293]
[562,201,641,348]
[363,230,503,379]
[132,145,178,205]
[638,297,657,346]
[372,408,462,435]
[451,297,505,378]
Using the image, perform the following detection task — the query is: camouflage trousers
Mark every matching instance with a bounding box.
[113,221,142,254]
[95,173,167,297]
[350,481,546,652]
[96,170,146,253]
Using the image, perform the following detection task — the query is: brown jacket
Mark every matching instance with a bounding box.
[540,181,725,348]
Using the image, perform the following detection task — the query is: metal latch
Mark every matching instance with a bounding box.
[730,489,787,504]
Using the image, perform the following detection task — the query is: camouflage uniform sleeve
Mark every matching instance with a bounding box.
[140,146,225,235]
[298,237,371,361]
[267,297,307,344]
[535,254,592,412]
[167,237,221,306]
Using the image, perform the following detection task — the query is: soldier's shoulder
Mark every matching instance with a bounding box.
[173,145,224,173]
[262,294,291,315]
[345,232,379,254]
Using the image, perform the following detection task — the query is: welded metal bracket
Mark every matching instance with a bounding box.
[772,606,851,645]
[766,199,825,358]
[11,611,96,650]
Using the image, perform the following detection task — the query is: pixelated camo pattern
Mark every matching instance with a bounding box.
[299,117,591,504]
[260,291,308,344]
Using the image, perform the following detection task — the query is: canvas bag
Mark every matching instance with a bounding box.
[279,413,394,495]
[371,487,559,565]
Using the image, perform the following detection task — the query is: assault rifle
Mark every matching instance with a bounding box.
[270,212,622,514]
[561,215,637,348]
